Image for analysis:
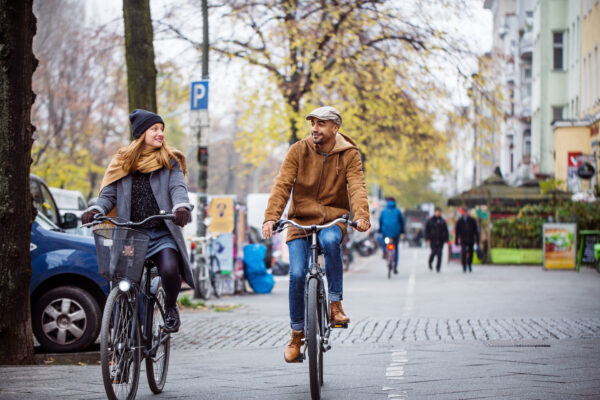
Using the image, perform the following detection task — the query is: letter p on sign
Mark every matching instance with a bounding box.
[190,81,209,110]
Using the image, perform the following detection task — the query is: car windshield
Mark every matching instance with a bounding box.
[50,189,86,210]
[36,212,60,231]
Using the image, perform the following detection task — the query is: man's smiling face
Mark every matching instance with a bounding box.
[310,118,338,147]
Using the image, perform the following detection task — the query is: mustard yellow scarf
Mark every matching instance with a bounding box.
[99,146,187,194]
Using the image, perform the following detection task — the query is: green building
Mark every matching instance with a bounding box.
[531,0,581,176]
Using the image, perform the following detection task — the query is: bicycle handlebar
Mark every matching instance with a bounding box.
[81,212,175,228]
[273,215,358,232]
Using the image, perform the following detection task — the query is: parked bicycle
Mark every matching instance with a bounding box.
[273,216,357,400]
[85,212,174,400]
[384,236,397,279]
[191,235,223,300]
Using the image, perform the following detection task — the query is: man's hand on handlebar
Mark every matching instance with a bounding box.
[262,221,274,239]
[354,219,370,232]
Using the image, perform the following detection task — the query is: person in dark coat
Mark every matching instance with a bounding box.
[455,207,479,273]
[425,207,449,272]
[82,109,194,333]
[378,197,405,273]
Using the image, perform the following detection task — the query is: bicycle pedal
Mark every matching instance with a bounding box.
[330,322,348,329]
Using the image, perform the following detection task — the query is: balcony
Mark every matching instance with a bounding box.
[519,31,533,61]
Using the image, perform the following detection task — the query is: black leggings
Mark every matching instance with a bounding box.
[151,248,182,308]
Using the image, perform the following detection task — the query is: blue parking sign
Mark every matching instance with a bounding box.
[190,81,209,110]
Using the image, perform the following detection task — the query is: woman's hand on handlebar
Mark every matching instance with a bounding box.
[262,221,274,239]
[82,209,102,225]
[354,218,370,232]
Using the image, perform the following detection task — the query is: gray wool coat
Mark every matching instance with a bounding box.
[88,160,195,287]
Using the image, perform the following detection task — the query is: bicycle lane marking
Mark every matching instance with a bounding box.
[383,252,416,398]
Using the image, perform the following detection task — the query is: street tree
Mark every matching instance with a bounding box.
[123,0,158,113]
[0,0,37,365]
[31,0,128,198]
[162,0,475,206]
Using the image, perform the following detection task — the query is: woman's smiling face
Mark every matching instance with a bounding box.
[143,123,164,149]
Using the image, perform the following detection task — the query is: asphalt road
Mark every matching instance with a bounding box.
[2,246,600,399]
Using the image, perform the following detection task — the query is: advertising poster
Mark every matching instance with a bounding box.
[566,152,582,192]
[543,223,577,270]
[208,196,235,234]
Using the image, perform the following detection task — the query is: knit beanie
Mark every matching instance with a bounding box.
[129,109,164,139]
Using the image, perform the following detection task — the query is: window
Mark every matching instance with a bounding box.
[552,106,564,122]
[592,46,600,105]
[584,57,588,110]
[587,52,594,107]
[553,32,564,70]
[524,65,532,79]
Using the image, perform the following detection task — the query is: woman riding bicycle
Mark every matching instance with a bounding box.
[82,109,194,333]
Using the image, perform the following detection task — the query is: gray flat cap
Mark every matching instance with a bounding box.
[305,106,342,126]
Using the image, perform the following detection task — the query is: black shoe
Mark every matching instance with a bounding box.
[164,306,180,333]
[394,268,398,274]
[428,263,432,270]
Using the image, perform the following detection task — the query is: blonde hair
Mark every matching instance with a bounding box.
[117,133,187,175]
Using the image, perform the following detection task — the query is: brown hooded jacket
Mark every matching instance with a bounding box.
[264,132,371,242]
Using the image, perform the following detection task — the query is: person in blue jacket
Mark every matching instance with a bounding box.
[378,197,405,273]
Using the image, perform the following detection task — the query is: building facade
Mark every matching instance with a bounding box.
[531,0,582,177]
[552,0,600,192]
[484,0,534,185]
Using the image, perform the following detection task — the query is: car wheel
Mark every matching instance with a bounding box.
[32,286,101,353]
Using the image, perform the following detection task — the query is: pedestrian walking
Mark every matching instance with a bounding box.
[262,106,370,363]
[425,207,449,272]
[82,109,194,333]
[378,197,405,273]
[455,207,479,273]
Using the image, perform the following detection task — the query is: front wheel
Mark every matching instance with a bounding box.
[100,287,141,400]
[146,286,170,393]
[307,278,322,400]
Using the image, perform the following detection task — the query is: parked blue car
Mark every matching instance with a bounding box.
[30,175,108,352]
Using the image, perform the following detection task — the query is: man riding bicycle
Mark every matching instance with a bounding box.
[378,197,404,274]
[262,106,370,363]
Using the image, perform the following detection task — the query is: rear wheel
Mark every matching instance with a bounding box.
[193,260,212,300]
[307,278,322,400]
[100,287,140,400]
[387,251,393,279]
[210,256,222,298]
[146,286,170,393]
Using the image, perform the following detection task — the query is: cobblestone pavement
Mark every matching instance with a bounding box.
[173,316,600,349]
[2,247,600,399]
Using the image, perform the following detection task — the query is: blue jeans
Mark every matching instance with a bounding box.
[288,225,343,331]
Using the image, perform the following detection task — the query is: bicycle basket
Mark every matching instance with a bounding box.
[93,227,150,283]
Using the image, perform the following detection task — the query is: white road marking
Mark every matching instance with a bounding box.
[384,348,409,397]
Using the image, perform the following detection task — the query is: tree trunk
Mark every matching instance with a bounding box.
[288,99,300,145]
[0,0,37,365]
[123,0,157,114]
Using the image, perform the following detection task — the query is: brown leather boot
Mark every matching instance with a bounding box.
[284,330,304,362]
[330,301,350,325]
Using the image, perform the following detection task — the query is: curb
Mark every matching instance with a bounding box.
[35,351,101,365]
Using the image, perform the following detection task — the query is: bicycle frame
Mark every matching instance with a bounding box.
[304,229,331,351]
[114,263,167,360]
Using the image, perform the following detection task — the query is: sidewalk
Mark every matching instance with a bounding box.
[2,248,600,399]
